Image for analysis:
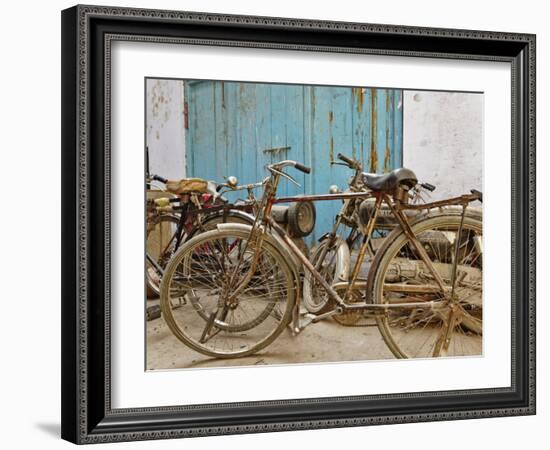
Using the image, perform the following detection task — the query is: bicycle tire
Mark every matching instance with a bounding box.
[146,214,180,297]
[146,210,255,298]
[366,214,483,359]
[302,237,346,314]
[160,227,296,358]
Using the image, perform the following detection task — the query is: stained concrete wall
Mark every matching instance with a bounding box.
[145,80,483,201]
[403,91,483,200]
[145,79,186,179]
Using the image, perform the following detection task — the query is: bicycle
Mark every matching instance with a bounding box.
[145,174,258,296]
[146,173,315,296]
[303,153,481,327]
[160,159,483,359]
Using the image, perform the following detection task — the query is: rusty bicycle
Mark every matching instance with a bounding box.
[146,173,316,297]
[303,153,482,327]
[159,159,483,359]
[145,174,261,296]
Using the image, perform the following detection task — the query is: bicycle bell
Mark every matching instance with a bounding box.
[226,176,238,188]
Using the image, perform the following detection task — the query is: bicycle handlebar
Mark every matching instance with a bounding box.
[336,153,362,170]
[269,160,311,174]
[149,174,168,184]
[218,180,265,193]
[470,189,483,203]
[337,153,354,166]
[420,182,436,192]
[295,162,311,174]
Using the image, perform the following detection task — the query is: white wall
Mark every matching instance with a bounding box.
[149,83,484,200]
[145,78,186,179]
[1,1,545,450]
[404,91,483,199]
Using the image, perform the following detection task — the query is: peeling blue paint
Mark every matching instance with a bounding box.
[185,80,403,241]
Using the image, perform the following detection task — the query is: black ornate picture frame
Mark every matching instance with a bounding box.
[61,4,536,444]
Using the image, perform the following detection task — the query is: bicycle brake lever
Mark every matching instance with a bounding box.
[270,167,301,187]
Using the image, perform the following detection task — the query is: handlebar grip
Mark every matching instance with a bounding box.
[421,182,436,192]
[337,153,354,166]
[151,174,168,184]
[471,189,483,203]
[294,162,311,174]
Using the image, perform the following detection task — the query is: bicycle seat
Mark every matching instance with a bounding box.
[361,168,418,192]
[165,178,208,195]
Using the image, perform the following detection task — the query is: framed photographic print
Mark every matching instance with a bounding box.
[61,4,536,444]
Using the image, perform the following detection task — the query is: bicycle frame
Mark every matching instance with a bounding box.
[146,184,260,265]
[155,160,482,359]
[240,168,482,339]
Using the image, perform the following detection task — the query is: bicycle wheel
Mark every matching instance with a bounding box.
[146,210,254,297]
[184,211,256,323]
[160,227,296,358]
[367,214,482,359]
[146,214,180,297]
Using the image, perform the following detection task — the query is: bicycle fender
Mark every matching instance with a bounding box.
[317,235,351,282]
[334,238,351,282]
[185,209,255,240]
[201,209,255,226]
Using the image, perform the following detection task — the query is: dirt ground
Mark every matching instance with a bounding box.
[146,299,395,370]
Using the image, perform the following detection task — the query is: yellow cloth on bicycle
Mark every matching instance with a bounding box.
[165,178,208,194]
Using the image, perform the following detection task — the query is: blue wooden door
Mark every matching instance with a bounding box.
[185,80,403,242]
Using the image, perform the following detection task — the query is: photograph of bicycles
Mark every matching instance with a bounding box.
[145,78,483,369]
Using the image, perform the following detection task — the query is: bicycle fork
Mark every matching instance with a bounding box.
[344,195,382,301]
[432,204,469,356]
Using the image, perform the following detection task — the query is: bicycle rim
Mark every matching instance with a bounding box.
[160,228,296,359]
[369,215,483,359]
[146,214,180,295]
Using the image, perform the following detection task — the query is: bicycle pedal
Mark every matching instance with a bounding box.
[146,305,161,321]
[298,314,316,331]
[288,313,316,335]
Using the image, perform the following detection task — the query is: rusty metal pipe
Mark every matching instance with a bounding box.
[384,194,448,292]
[345,195,382,299]
[269,218,346,307]
[273,191,373,204]
[273,192,480,208]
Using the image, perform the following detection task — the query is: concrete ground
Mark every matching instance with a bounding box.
[146,299,395,370]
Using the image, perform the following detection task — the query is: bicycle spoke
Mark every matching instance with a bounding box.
[161,228,295,358]
[372,216,482,359]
